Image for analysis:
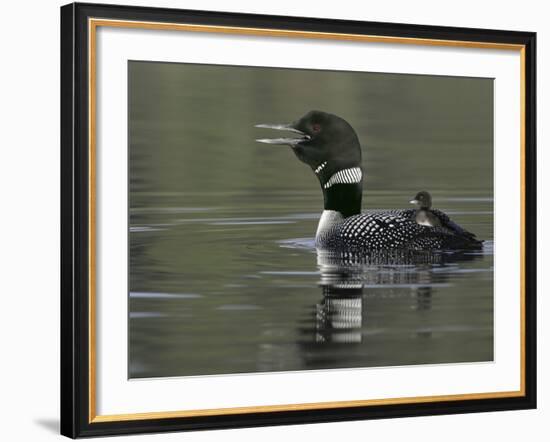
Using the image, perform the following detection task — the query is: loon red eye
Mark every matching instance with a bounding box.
[312,123,321,133]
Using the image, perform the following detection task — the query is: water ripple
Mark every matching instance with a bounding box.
[130,292,202,299]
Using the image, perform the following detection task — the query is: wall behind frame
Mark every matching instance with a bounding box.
[0,0,545,441]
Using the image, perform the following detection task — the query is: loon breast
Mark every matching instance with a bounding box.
[316,210,344,241]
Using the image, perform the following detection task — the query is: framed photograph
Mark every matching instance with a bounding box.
[60,2,536,438]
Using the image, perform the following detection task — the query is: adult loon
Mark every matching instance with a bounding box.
[256,110,482,251]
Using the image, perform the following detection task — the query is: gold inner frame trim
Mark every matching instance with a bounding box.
[88,17,527,424]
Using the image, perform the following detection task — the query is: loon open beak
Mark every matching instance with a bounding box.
[255,123,311,147]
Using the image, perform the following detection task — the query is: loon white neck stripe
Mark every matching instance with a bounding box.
[314,161,327,174]
[323,167,362,189]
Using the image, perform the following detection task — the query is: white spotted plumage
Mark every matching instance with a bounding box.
[315,208,481,251]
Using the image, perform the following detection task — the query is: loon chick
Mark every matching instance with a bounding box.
[256,110,482,251]
[409,191,441,227]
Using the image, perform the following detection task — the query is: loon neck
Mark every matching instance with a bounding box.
[322,183,362,217]
[316,166,363,218]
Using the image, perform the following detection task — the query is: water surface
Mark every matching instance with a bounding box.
[128,62,493,378]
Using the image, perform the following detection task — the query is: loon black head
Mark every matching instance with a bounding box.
[410,191,432,210]
[256,110,363,217]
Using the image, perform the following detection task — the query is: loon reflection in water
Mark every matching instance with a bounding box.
[256,111,483,251]
[301,247,484,363]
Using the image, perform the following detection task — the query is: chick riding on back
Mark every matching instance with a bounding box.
[409,191,441,227]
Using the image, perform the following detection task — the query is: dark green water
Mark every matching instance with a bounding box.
[128,61,493,378]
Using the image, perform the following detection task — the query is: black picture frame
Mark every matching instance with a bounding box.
[61,2,537,438]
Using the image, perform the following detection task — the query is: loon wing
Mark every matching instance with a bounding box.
[430,208,479,240]
[410,224,482,250]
